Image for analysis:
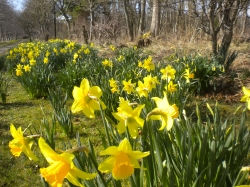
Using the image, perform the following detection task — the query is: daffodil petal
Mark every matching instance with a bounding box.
[99,146,118,156]
[70,165,97,180]
[80,79,90,96]
[133,104,145,116]
[134,117,144,127]
[38,138,61,164]
[148,115,161,121]
[117,121,126,134]
[118,138,132,152]
[165,115,173,131]
[22,142,39,161]
[10,124,23,140]
[100,100,107,110]
[127,124,138,139]
[82,105,95,118]
[89,86,102,99]
[248,99,250,110]
[88,100,100,111]
[40,161,69,187]
[98,156,116,173]
[129,157,141,168]
[243,86,250,96]
[72,86,84,100]
[66,172,83,187]
[158,118,167,130]
[240,95,248,102]
[71,99,85,113]
[112,113,125,122]
[128,151,150,160]
[9,140,22,157]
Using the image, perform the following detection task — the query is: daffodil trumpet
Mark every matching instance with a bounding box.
[98,138,150,180]
[38,137,97,187]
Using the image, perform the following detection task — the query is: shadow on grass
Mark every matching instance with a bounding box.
[0,101,34,110]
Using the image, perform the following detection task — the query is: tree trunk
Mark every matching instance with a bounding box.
[221,0,240,53]
[240,4,248,37]
[138,0,146,36]
[150,0,160,37]
[89,7,94,41]
[123,0,134,41]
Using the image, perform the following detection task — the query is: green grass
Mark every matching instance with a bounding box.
[0,72,105,187]
[0,38,250,186]
[1,70,248,186]
[0,40,19,48]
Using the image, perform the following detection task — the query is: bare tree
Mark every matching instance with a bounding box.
[150,0,160,37]
[19,0,54,41]
[138,0,146,36]
[54,0,77,37]
[240,4,249,37]
[123,0,134,41]
[0,0,22,41]
[220,0,247,53]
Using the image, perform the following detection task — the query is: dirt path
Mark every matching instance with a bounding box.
[0,40,27,55]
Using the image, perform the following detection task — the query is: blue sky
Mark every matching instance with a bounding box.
[8,0,26,11]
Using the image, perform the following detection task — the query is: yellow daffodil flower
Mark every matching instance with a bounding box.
[98,138,149,180]
[102,59,113,67]
[109,78,120,94]
[160,65,176,81]
[45,51,50,57]
[60,48,67,53]
[143,56,155,72]
[183,68,194,83]
[21,57,26,63]
[143,74,159,91]
[15,69,23,76]
[111,86,120,94]
[138,60,143,67]
[112,97,145,138]
[122,79,136,94]
[212,65,216,71]
[74,53,79,59]
[39,138,96,187]
[109,78,117,88]
[71,78,106,118]
[53,48,58,54]
[110,45,116,51]
[165,81,177,93]
[44,57,49,64]
[23,65,31,72]
[117,55,125,62]
[220,65,225,72]
[28,51,33,59]
[147,93,179,131]
[9,124,38,161]
[29,58,36,66]
[16,63,23,70]
[136,81,149,98]
[240,86,250,110]
[84,48,90,54]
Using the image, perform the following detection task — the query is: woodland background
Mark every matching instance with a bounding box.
[0,0,250,55]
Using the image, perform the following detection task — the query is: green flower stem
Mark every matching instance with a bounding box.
[88,152,108,187]
[98,100,111,146]
[146,120,160,187]
[233,170,249,186]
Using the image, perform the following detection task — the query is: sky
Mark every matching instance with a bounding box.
[8,0,26,11]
